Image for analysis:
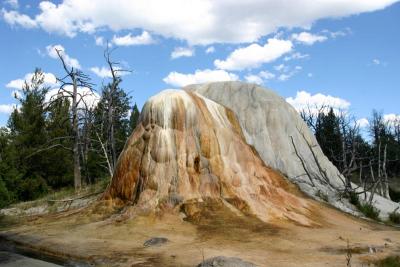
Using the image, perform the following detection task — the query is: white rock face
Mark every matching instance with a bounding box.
[187,81,399,218]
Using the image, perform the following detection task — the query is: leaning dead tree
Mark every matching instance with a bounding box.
[53,48,94,191]
[101,45,131,173]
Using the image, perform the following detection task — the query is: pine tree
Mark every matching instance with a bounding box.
[129,103,140,133]
[89,82,130,178]
[315,108,343,168]
[0,127,15,207]
[7,69,50,200]
[45,97,74,188]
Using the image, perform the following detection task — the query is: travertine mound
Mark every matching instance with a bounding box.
[104,89,313,225]
[187,81,398,217]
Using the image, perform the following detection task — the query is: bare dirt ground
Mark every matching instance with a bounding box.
[0,197,399,267]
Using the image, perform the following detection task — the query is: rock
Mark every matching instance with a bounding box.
[103,81,398,221]
[197,256,256,267]
[143,237,169,247]
[104,89,314,226]
[187,81,399,218]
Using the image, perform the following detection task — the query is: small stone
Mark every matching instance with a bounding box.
[143,237,169,247]
[197,256,256,267]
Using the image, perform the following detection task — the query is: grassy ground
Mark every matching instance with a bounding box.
[7,179,108,209]
[373,255,400,267]
[0,179,109,230]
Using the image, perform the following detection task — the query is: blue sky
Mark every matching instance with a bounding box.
[1,0,399,127]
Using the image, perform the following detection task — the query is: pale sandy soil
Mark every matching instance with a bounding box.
[0,198,399,267]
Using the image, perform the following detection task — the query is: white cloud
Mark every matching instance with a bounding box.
[356,118,369,128]
[6,78,24,90]
[46,44,81,69]
[214,38,293,70]
[1,8,37,28]
[112,31,154,46]
[4,0,19,9]
[322,28,352,38]
[284,52,309,61]
[384,114,400,124]
[6,72,58,90]
[90,66,130,78]
[259,70,275,80]
[274,64,288,72]
[274,65,302,81]
[163,69,238,87]
[243,70,276,85]
[3,1,396,45]
[307,73,313,78]
[11,89,22,99]
[90,66,113,78]
[95,36,104,46]
[291,32,327,45]
[171,47,195,59]
[372,59,381,65]
[46,86,100,110]
[330,31,347,38]
[245,74,264,85]
[205,46,215,54]
[369,58,388,67]
[286,91,350,113]
[278,73,292,81]
[0,104,16,114]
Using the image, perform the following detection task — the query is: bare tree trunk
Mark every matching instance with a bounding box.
[359,161,367,201]
[82,109,92,185]
[377,140,383,196]
[96,132,113,176]
[108,100,116,170]
[383,144,390,199]
[72,79,81,191]
[369,162,377,204]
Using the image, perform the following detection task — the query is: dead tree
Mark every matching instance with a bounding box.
[382,143,390,199]
[337,112,361,192]
[54,48,94,191]
[103,45,131,172]
[369,111,392,200]
[299,104,328,133]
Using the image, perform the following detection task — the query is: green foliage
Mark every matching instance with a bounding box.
[0,66,136,207]
[389,187,400,202]
[45,97,74,188]
[0,178,11,208]
[348,191,360,206]
[374,256,400,267]
[87,80,131,181]
[358,202,380,220]
[315,108,343,166]
[388,210,400,224]
[129,103,140,133]
[18,175,49,201]
[0,69,75,205]
[347,191,380,220]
